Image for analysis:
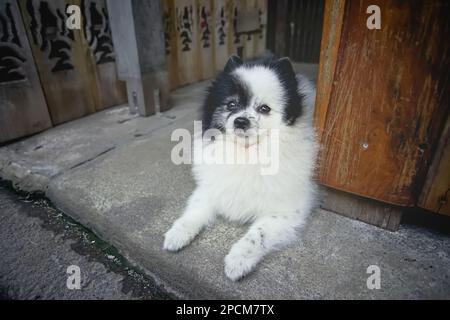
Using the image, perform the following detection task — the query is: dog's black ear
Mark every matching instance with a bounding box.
[276,57,303,125]
[276,57,296,79]
[224,55,243,73]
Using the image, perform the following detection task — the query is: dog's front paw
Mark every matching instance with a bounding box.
[163,224,196,252]
[224,246,261,281]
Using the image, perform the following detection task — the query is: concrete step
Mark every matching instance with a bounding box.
[1,81,449,299]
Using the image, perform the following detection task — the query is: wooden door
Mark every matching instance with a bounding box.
[315,0,450,207]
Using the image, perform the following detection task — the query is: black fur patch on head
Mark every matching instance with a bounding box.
[269,57,304,125]
[224,55,243,73]
[246,56,305,125]
[202,55,305,131]
[202,57,249,132]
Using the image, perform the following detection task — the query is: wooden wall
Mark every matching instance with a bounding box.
[0,0,52,143]
[418,114,450,216]
[266,0,324,63]
[17,0,126,125]
[315,0,450,208]
[163,0,268,89]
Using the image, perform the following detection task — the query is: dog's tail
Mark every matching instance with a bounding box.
[296,74,316,121]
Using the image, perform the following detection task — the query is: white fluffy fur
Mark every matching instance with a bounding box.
[164,65,318,281]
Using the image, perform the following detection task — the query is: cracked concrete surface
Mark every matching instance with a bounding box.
[0,80,208,193]
[1,77,449,299]
[0,184,172,299]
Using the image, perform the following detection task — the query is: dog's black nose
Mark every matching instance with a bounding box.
[234,117,250,130]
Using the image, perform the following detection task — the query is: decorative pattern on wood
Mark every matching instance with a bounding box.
[18,0,125,125]
[0,0,52,143]
[81,0,115,65]
[163,0,268,88]
[79,0,126,111]
[25,0,75,72]
[0,1,27,83]
[315,0,450,207]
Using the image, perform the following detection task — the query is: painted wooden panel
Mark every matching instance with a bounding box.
[234,0,268,60]
[0,0,52,143]
[418,115,450,216]
[212,0,233,73]
[315,0,450,206]
[163,0,179,89]
[164,0,267,88]
[255,0,268,57]
[78,0,126,111]
[18,0,125,125]
[174,0,199,86]
[18,0,96,124]
[217,0,239,66]
[196,0,214,80]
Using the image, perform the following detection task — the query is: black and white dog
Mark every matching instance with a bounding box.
[164,55,318,281]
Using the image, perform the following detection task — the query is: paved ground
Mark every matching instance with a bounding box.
[0,183,173,300]
[1,70,450,299]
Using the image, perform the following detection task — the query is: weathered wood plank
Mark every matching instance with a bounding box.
[239,0,267,60]
[254,0,267,57]
[212,0,233,72]
[164,0,267,86]
[314,0,346,144]
[164,0,179,89]
[174,0,200,86]
[18,0,97,125]
[78,0,126,111]
[0,0,52,143]
[316,0,450,206]
[321,187,403,231]
[418,114,450,216]
[196,0,214,80]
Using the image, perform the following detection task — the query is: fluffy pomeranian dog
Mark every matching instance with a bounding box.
[164,55,318,281]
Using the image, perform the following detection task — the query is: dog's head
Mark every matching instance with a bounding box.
[202,55,304,144]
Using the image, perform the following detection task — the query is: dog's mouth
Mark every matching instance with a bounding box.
[233,129,252,138]
[233,127,257,138]
[232,128,265,148]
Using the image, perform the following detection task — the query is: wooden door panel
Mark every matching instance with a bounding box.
[0,0,52,143]
[315,0,450,206]
[18,0,97,125]
[163,0,267,88]
[418,115,450,216]
[18,0,125,125]
[79,0,126,111]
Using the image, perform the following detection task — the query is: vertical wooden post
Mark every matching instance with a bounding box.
[107,0,169,116]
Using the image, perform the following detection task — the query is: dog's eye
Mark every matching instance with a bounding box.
[257,104,271,114]
[227,101,237,111]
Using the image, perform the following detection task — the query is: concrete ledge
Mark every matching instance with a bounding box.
[0,81,207,193]
[1,80,449,299]
[46,111,450,299]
